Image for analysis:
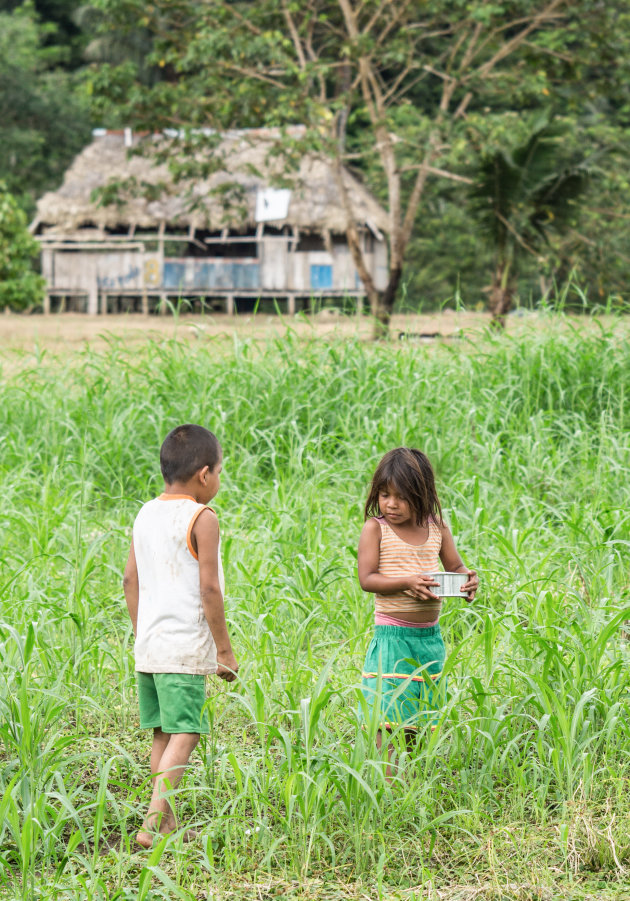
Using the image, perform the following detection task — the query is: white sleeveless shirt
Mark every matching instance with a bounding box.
[132,494,224,675]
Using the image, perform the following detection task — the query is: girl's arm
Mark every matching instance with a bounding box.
[439,524,479,601]
[358,518,440,600]
[193,508,239,681]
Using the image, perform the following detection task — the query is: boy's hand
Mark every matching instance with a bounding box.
[406,573,440,600]
[216,650,238,682]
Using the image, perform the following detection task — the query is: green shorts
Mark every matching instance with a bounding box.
[137,672,210,734]
[360,624,446,730]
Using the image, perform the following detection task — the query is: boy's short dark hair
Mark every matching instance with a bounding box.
[160,425,221,484]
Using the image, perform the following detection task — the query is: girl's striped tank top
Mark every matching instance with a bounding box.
[374,516,442,619]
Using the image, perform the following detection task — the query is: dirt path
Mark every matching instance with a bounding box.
[0,309,486,351]
[0,309,625,357]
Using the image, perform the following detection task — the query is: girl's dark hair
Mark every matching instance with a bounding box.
[364,447,443,525]
[160,424,221,484]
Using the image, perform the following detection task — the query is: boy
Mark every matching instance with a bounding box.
[123,424,238,848]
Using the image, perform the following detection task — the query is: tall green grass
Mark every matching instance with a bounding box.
[0,316,629,899]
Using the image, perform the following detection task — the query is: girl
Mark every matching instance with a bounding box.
[358,447,478,749]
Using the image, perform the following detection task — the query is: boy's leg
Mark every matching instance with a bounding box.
[136,673,209,847]
[150,728,170,785]
[137,732,199,847]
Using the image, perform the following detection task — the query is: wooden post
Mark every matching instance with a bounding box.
[288,295,296,315]
[87,276,98,314]
[287,227,297,294]
[41,249,53,313]
[141,251,149,315]
[226,295,234,315]
[158,222,166,315]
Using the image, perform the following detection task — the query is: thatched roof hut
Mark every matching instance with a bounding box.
[33,127,389,238]
[33,127,390,315]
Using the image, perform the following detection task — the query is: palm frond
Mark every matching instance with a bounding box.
[467,115,596,254]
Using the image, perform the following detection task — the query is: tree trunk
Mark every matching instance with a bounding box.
[371,265,403,339]
[489,261,514,328]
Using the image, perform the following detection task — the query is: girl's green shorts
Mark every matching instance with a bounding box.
[137,672,210,734]
[360,624,446,730]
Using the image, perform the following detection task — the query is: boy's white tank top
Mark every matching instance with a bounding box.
[132,495,224,675]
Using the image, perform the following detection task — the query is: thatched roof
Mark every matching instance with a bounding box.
[33,127,389,237]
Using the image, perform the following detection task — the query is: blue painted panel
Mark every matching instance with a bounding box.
[163,261,187,289]
[231,263,260,290]
[311,264,333,290]
[163,260,260,291]
[196,262,215,287]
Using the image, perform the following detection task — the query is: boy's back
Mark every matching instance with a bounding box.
[123,424,238,848]
[133,495,222,675]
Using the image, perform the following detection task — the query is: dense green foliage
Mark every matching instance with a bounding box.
[0,323,628,898]
[3,0,630,311]
[466,115,592,320]
[0,184,46,311]
[82,0,630,313]
[0,3,91,217]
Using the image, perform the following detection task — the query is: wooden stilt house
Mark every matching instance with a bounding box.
[31,128,389,314]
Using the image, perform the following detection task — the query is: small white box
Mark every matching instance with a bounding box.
[423,571,468,597]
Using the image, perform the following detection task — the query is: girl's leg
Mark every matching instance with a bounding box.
[376,728,418,781]
[137,731,200,848]
[376,729,397,781]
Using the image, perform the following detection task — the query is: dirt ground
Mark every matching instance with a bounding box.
[0,308,625,356]
[0,309,484,351]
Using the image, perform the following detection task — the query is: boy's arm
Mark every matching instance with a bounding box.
[123,540,139,636]
[193,509,238,682]
[358,518,440,600]
[439,524,479,601]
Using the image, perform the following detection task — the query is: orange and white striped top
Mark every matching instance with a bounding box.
[374,516,443,618]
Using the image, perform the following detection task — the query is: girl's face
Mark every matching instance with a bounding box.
[378,482,414,527]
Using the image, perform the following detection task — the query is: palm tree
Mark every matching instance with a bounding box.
[74,4,155,82]
[468,116,592,325]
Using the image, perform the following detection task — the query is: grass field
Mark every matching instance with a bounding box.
[0,313,629,900]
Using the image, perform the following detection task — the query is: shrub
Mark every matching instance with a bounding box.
[0,183,45,311]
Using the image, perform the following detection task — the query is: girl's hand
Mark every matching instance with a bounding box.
[460,569,479,602]
[407,573,441,601]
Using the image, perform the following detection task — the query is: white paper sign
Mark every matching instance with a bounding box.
[255,188,291,222]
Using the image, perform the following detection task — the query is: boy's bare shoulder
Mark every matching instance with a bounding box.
[196,506,219,530]
[192,507,220,547]
[192,508,220,560]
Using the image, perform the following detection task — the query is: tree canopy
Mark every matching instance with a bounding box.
[86,0,630,323]
[4,0,630,318]
[0,2,91,216]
